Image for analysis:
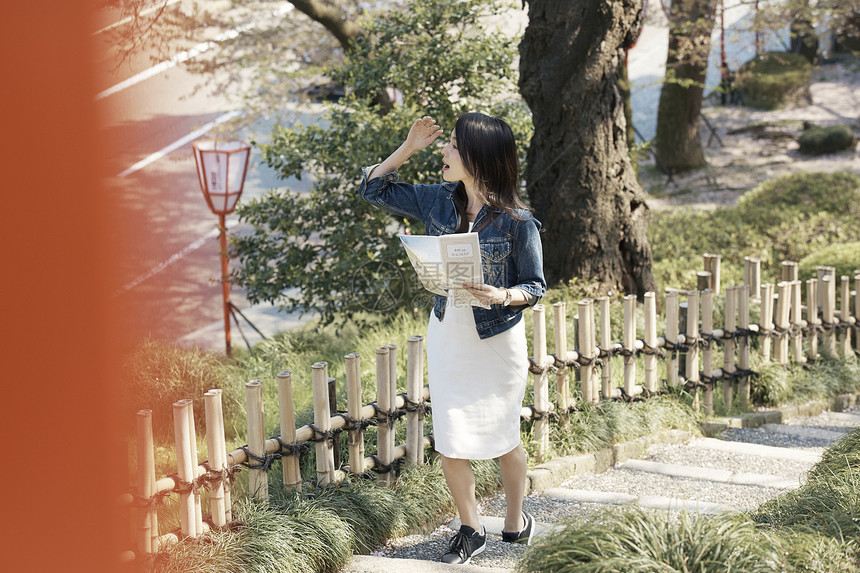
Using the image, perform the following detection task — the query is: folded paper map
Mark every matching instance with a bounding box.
[398,232,489,309]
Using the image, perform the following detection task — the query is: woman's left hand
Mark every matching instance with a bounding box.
[462,281,505,306]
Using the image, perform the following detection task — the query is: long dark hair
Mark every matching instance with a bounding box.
[452,113,531,233]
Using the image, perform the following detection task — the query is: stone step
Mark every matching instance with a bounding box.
[542,488,739,514]
[343,555,513,573]
[826,411,860,423]
[620,458,800,489]
[763,423,849,442]
[693,437,822,462]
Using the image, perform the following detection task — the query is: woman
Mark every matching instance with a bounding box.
[359,113,546,565]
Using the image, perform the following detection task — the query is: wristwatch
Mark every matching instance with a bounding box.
[502,288,513,307]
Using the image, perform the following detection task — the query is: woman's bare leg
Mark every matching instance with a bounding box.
[498,444,527,532]
[440,454,480,530]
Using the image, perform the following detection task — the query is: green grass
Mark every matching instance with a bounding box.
[519,429,860,572]
[649,171,860,290]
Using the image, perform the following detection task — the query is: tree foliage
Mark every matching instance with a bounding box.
[231,0,532,326]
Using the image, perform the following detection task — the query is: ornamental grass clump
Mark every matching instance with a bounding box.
[751,428,860,541]
[518,507,783,573]
[150,457,501,572]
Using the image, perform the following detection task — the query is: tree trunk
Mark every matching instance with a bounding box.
[519,0,656,296]
[654,0,717,172]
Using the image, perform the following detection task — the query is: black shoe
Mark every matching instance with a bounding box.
[501,511,534,545]
[441,524,486,565]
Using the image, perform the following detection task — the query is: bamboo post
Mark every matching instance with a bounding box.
[386,344,399,470]
[172,399,197,537]
[185,401,203,535]
[760,284,775,361]
[644,292,658,393]
[685,291,700,411]
[578,300,597,403]
[790,281,803,364]
[821,276,835,357]
[599,297,612,398]
[533,305,550,459]
[245,380,268,500]
[855,273,860,355]
[775,282,791,366]
[701,291,714,416]
[840,276,851,358]
[327,377,341,470]
[781,261,798,282]
[136,410,157,554]
[208,389,232,522]
[738,285,751,410]
[666,291,679,388]
[344,353,365,473]
[406,336,425,466]
[817,266,835,310]
[573,313,581,391]
[623,294,636,397]
[704,253,721,294]
[312,362,336,486]
[203,391,227,527]
[591,301,599,402]
[375,348,394,485]
[723,287,738,412]
[745,257,761,301]
[807,278,819,361]
[553,302,571,416]
[276,371,302,491]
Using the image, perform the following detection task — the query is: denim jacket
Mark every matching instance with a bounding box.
[358,166,546,339]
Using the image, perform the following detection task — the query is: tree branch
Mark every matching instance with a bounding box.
[289,0,362,51]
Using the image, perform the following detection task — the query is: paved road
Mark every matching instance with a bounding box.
[96,1,312,351]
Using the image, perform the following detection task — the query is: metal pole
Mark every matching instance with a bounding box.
[219,213,232,357]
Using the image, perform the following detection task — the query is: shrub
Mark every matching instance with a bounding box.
[649,172,860,290]
[797,241,860,281]
[797,124,856,155]
[737,51,812,110]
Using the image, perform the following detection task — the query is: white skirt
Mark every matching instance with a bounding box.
[426,298,528,460]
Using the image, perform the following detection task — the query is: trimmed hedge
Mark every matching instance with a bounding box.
[798,124,856,155]
[797,241,860,282]
[737,51,812,110]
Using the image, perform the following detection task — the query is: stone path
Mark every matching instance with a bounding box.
[340,404,858,572]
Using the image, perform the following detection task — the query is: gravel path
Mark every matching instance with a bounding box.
[341,406,858,571]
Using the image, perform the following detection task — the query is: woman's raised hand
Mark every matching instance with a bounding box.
[406,116,444,152]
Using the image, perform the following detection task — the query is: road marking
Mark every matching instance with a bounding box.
[96,3,293,100]
[93,0,181,36]
[116,109,243,178]
[97,28,242,100]
[112,219,239,297]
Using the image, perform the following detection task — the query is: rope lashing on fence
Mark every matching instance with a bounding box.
[369,401,407,428]
[200,460,243,489]
[639,341,664,359]
[368,454,405,475]
[529,357,559,374]
[131,487,173,512]
[273,436,314,457]
[551,354,580,371]
[525,404,560,422]
[662,339,684,358]
[238,445,282,472]
[402,396,428,418]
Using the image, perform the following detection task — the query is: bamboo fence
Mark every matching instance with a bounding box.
[122,259,859,561]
